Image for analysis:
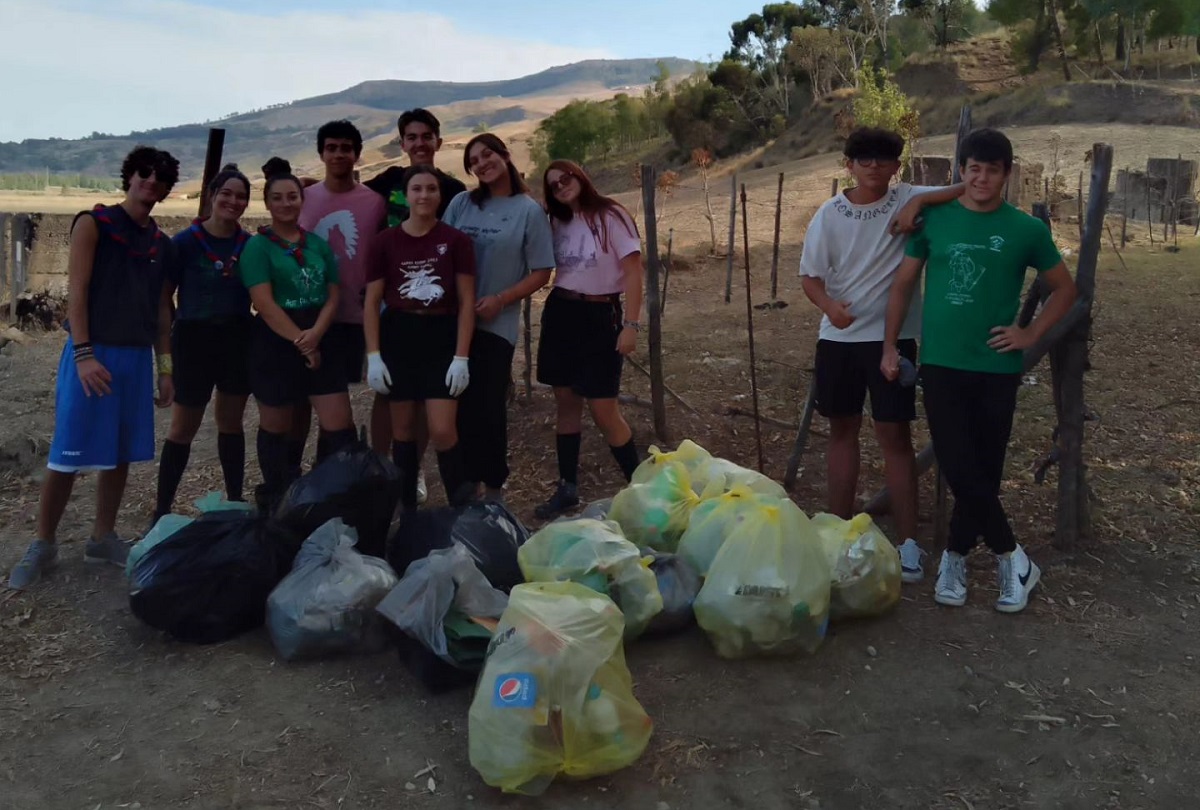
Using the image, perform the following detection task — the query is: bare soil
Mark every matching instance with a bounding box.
[1,211,1198,808]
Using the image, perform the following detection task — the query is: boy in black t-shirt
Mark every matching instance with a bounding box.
[9,147,179,590]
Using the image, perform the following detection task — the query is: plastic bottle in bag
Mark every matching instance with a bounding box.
[468,582,653,795]
[677,485,780,576]
[693,498,831,658]
[812,513,902,620]
[609,462,700,552]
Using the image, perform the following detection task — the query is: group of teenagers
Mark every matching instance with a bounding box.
[8,110,646,590]
[6,113,1075,618]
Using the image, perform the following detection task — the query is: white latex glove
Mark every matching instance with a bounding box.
[446,355,470,398]
[366,352,392,395]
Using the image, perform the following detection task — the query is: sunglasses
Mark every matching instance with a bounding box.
[851,157,899,168]
[549,173,576,192]
[134,164,174,182]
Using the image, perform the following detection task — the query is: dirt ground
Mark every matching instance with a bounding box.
[1,214,1199,809]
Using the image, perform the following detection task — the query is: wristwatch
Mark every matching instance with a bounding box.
[622,320,642,332]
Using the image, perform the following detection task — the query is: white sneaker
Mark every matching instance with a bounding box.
[996,544,1041,614]
[934,551,968,607]
[897,538,927,584]
[415,470,428,506]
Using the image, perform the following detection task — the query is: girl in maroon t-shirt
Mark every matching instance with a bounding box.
[363,165,476,508]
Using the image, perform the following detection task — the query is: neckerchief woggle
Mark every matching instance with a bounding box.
[190,218,249,277]
[258,225,308,269]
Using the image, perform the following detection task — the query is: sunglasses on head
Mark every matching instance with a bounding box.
[549,173,575,192]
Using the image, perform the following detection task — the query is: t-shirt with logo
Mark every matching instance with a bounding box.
[365,222,476,313]
[239,231,339,311]
[906,200,1063,374]
[800,182,938,343]
[169,225,252,321]
[364,166,467,227]
[442,191,556,346]
[299,182,386,325]
[551,207,641,296]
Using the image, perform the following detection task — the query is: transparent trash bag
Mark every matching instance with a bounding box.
[609,462,700,552]
[126,513,194,577]
[693,498,831,659]
[632,439,785,499]
[811,513,901,620]
[266,518,399,661]
[468,582,653,795]
[518,519,663,640]
[677,485,781,576]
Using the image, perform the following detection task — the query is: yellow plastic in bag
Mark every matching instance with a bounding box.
[468,582,654,795]
[677,485,781,576]
[609,461,700,552]
[693,498,831,658]
[812,513,902,620]
[518,519,663,639]
[632,439,786,500]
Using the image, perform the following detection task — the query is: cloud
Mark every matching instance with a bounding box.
[0,0,613,141]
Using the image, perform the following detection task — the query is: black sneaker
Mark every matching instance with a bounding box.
[534,481,580,520]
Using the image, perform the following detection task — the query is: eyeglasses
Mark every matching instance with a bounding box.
[851,157,899,168]
[549,174,575,192]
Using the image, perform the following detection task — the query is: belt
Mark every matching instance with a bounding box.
[386,307,455,317]
[554,288,621,303]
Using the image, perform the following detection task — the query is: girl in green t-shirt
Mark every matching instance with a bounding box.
[239,158,357,511]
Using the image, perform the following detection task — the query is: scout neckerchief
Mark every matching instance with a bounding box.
[91,204,162,258]
[189,218,250,277]
[258,225,308,269]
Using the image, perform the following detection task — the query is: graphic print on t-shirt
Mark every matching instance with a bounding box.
[945,234,1009,303]
[282,264,326,309]
[394,247,449,306]
[555,230,600,271]
[311,210,360,262]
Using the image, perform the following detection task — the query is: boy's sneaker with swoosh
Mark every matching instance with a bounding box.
[996,544,1041,614]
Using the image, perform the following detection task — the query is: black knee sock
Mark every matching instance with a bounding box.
[256,429,291,513]
[216,432,246,502]
[437,443,469,507]
[556,432,582,485]
[286,439,305,474]
[392,440,420,509]
[155,439,191,517]
[610,437,640,483]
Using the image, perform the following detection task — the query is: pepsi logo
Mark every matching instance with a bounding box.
[497,677,523,702]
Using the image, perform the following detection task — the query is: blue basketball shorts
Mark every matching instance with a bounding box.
[47,339,156,473]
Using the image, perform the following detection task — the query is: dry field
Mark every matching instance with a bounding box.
[1,150,1198,810]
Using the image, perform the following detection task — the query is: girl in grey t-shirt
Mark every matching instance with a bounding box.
[443,134,555,500]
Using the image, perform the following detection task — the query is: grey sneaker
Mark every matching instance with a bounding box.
[84,532,130,567]
[897,538,928,584]
[8,540,58,590]
[934,550,968,607]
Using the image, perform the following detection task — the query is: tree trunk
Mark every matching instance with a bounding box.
[1115,17,1126,63]
[1046,0,1071,81]
[1031,0,1046,72]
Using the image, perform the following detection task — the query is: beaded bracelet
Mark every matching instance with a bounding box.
[73,342,95,363]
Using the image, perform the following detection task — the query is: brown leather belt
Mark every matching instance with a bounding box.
[553,287,621,303]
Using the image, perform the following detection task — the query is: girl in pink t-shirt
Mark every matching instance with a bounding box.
[534,160,645,519]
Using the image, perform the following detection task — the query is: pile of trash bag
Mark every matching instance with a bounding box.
[468,582,653,795]
[608,462,700,552]
[632,440,785,500]
[266,519,399,661]
[127,514,193,577]
[812,513,902,620]
[677,485,778,576]
[376,544,509,692]
[693,497,831,659]
[518,519,663,640]
[388,501,529,593]
[643,551,700,636]
[129,511,300,644]
[275,444,401,559]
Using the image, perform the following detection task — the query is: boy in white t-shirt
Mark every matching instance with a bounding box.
[800,127,962,582]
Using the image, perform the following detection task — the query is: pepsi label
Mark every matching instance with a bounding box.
[492,672,537,708]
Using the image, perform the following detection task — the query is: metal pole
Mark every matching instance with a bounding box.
[724,173,736,304]
[770,172,784,300]
[641,165,669,441]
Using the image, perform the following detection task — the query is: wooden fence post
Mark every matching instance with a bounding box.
[641,165,669,442]
[1120,166,1129,246]
[197,128,226,219]
[740,183,765,473]
[1077,170,1084,241]
[661,228,673,314]
[770,172,784,300]
[0,213,9,322]
[724,173,737,304]
[951,105,972,183]
[523,298,533,400]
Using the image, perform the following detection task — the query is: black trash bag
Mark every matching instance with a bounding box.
[129,511,298,644]
[387,501,529,593]
[275,443,401,559]
[643,551,701,637]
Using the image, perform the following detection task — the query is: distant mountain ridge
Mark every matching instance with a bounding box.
[0,57,698,180]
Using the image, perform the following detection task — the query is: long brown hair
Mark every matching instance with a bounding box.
[463,133,528,207]
[543,160,638,253]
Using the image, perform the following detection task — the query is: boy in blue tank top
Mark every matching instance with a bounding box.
[8,147,180,590]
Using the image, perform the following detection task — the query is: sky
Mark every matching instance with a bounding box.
[0,0,775,142]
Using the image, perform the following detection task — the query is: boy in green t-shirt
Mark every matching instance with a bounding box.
[881,128,1077,614]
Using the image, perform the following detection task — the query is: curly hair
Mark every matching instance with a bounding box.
[120,146,180,193]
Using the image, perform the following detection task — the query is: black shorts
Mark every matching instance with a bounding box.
[171,317,252,408]
[327,322,366,385]
[536,288,624,399]
[814,338,918,423]
[248,309,347,407]
[379,311,457,402]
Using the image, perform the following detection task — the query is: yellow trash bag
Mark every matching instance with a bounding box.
[694,498,831,658]
[609,461,700,552]
[518,519,663,640]
[677,485,781,576]
[630,439,713,488]
[812,513,902,620]
[468,582,654,795]
[633,439,786,500]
